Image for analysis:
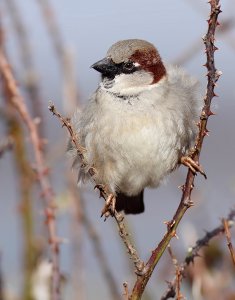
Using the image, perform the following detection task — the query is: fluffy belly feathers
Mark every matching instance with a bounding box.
[85,108,182,195]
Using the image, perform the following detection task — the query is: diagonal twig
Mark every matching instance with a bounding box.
[129,1,222,299]
[48,103,145,275]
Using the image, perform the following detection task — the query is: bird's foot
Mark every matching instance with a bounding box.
[101,193,116,219]
[180,156,207,179]
[94,184,106,198]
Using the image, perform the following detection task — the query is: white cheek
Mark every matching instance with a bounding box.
[106,71,153,95]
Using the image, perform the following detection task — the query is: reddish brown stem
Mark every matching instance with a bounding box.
[129,1,221,299]
[48,103,144,276]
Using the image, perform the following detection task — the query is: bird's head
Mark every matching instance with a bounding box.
[91,39,167,95]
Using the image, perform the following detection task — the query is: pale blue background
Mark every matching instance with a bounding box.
[0,0,235,299]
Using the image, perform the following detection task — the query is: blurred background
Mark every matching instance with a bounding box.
[0,0,235,299]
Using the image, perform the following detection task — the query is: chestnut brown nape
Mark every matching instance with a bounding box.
[131,49,166,84]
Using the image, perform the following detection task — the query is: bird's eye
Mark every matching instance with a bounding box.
[123,61,134,72]
[118,61,137,74]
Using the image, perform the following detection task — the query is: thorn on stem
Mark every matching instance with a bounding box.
[208,110,216,116]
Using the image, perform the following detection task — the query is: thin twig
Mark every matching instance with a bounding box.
[223,218,235,266]
[161,208,235,300]
[129,1,221,299]
[48,103,145,274]
[0,50,61,300]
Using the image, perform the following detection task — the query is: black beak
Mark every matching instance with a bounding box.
[91,57,118,78]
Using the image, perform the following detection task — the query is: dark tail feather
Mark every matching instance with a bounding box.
[116,191,144,214]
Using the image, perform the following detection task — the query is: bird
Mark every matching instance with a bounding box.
[68,39,204,216]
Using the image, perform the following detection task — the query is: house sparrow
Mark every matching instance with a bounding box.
[69,39,204,215]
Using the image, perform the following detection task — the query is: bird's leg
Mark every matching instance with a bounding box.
[94,184,116,217]
[180,156,207,179]
[101,193,116,218]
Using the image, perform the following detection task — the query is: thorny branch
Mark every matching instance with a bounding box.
[161,208,235,300]
[49,0,221,298]
[0,50,61,300]
[48,104,145,274]
[129,1,221,299]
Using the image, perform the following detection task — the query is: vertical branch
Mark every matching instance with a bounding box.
[129,1,221,299]
[0,50,61,299]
